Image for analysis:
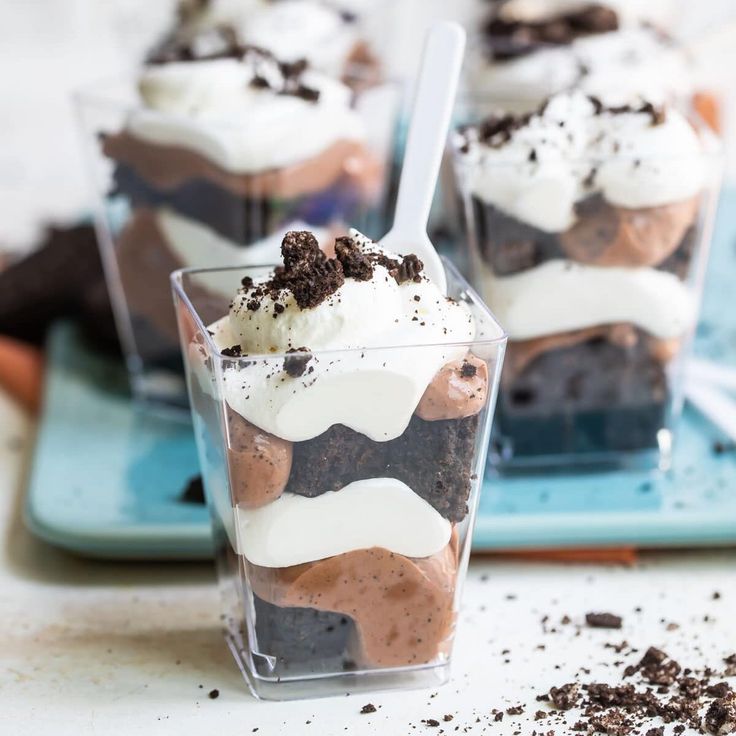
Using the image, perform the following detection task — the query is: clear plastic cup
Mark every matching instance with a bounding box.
[451,96,723,472]
[76,75,401,414]
[171,260,506,699]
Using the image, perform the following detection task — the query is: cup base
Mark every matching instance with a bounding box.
[490,429,673,476]
[223,629,451,701]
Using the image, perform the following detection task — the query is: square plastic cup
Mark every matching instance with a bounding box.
[451,97,723,472]
[171,260,506,700]
[76,75,401,415]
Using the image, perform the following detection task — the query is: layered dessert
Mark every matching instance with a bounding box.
[181,229,503,678]
[163,0,381,84]
[100,41,386,369]
[455,91,712,462]
[468,0,692,109]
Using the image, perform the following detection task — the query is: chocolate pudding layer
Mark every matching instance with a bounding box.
[248,541,458,669]
[104,133,380,202]
[471,195,699,277]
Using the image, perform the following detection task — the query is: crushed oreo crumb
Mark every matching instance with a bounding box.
[221,344,243,357]
[238,231,426,314]
[460,361,478,379]
[283,347,312,378]
[586,612,623,630]
[360,703,376,714]
[208,689,219,700]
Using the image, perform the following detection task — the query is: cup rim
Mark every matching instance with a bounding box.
[171,256,508,364]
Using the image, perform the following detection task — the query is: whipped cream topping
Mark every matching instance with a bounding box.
[234,478,452,567]
[205,230,479,442]
[175,0,363,78]
[469,26,691,109]
[484,259,696,341]
[459,91,705,232]
[241,1,361,78]
[130,51,364,173]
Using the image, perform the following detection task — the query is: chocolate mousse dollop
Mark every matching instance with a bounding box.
[560,194,700,268]
[416,355,489,421]
[227,410,292,509]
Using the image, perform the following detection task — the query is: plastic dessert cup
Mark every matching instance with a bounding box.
[76,65,400,414]
[172,257,506,700]
[452,93,722,472]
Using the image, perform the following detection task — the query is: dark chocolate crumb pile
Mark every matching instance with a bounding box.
[237,231,425,313]
[283,347,313,378]
[149,32,320,102]
[534,646,736,735]
[359,703,376,715]
[484,4,619,60]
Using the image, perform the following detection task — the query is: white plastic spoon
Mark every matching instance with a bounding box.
[379,21,467,294]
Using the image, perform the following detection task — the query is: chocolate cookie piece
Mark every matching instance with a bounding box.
[252,594,353,670]
[471,197,564,275]
[497,330,668,457]
[0,224,118,350]
[484,4,619,61]
[284,414,478,523]
[112,162,279,246]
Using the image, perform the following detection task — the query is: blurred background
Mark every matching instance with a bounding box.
[1,0,735,257]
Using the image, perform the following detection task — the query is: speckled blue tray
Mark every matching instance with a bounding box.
[24,192,736,558]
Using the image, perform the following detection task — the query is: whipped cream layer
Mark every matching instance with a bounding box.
[469,27,691,110]
[130,53,364,174]
[234,478,452,567]
[209,232,477,441]
[484,259,696,341]
[460,91,705,232]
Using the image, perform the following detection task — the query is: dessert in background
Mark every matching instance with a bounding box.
[467,0,693,109]
[161,0,381,84]
[0,225,118,353]
[82,35,397,406]
[453,91,720,466]
[174,228,505,694]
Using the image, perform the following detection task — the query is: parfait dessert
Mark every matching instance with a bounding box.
[173,229,506,698]
[467,0,692,110]
[453,91,720,466]
[80,31,397,407]
[163,0,382,84]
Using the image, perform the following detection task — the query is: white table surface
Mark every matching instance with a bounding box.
[1,386,734,736]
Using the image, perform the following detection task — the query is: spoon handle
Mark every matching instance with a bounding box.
[392,22,466,240]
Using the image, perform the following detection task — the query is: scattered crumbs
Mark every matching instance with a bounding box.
[586,612,623,629]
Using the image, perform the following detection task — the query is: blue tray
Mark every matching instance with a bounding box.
[25,192,736,558]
